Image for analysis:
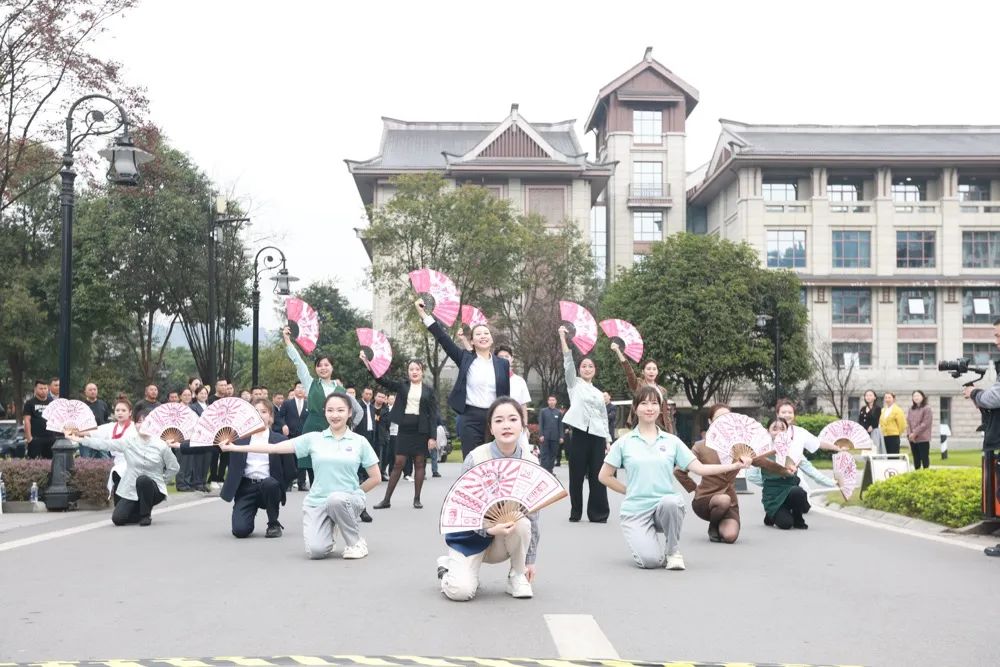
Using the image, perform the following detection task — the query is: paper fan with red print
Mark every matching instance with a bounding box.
[600,319,644,363]
[559,300,598,355]
[706,412,773,465]
[461,305,489,328]
[140,403,200,444]
[357,327,393,378]
[190,397,267,448]
[833,451,859,501]
[409,268,460,327]
[819,419,874,451]
[286,297,319,355]
[439,458,567,534]
[42,399,98,435]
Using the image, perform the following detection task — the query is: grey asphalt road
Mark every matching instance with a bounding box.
[1,462,998,667]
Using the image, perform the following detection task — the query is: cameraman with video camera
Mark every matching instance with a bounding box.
[962,317,1000,557]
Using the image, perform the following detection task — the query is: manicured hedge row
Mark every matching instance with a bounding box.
[862,468,982,528]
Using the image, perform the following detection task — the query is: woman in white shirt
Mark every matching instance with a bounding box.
[96,397,136,502]
[559,326,611,523]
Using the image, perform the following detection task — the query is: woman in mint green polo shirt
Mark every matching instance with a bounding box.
[599,386,750,570]
[219,393,381,560]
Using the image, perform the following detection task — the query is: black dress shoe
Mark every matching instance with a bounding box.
[708,521,722,542]
[138,517,152,527]
[432,472,442,478]
[793,519,809,529]
[265,522,283,538]
[360,509,373,523]
[373,500,391,509]
[569,515,581,523]
[381,474,389,482]
[984,544,1000,557]
[413,499,423,509]
[763,515,775,527]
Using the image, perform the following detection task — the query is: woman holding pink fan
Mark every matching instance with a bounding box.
[559,325,611,523]
[361,352,439,510]
[610,342,674,434]
[599,387,750,569]
[65,403,179,527]
[283,326,363,502]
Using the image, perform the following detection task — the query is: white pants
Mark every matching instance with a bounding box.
[440,517,531,601]
[619,495,685,569]
[301,491,364,560]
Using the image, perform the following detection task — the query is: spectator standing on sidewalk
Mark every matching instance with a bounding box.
[906,390,933,470]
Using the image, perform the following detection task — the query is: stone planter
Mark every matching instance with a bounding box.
[2,501,47,513]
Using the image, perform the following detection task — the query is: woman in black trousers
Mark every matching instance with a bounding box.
[559,326,611,523]
[416,299,509,459]
[363,352,439,509]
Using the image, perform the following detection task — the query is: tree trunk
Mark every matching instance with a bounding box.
[8,352,24,418]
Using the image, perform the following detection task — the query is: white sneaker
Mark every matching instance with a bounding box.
[665,552,686,570]
[403,475,412,482]
[209,481,221,491]
[342,539,369,559]
[506,572,533,598]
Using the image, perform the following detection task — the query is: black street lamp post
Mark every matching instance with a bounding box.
[206,197,250,390]
[756,313,781,406]
[251,246,297,387]
[48,95,152,511]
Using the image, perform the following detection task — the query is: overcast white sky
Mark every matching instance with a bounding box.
[92,0,1000,333]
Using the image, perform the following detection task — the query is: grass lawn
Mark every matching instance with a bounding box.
[810,447,980,470]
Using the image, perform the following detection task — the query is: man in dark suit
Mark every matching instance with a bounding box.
[278,382,309,491]
[177,399,296,538]
[538,395,565,472]
[354,387,377,485]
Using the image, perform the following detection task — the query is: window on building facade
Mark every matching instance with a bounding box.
[800,287,808,309]
[963,288,1000,324]
[939,396,951,428]
[832,288,872,324]
[590,205,607,282]
[897,288,936,324]
[962,231,1000,268]
[963,342,1000,365]
[897,342,937,367]
[828,182,861,201]
[832,342,872,368]
[526,187,566,226]
[959,181,990,202]
[832,230,871,268]
[633,211,663,242]
[632,110,662,144]
[762,181,798,201]
[766,230,806,268]
[847,396,861,421]
[633,253,647,264]
[632,162,663,197]
[896,230,936,268]
[891,179,927,202]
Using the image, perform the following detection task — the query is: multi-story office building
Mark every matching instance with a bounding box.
[687,120,1000,438]
[346,104,612,338]
[585,47,698,276]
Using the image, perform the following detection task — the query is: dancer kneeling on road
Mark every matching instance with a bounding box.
[437,397,540,601]
[170,399,297,538]
[598,387,751,570]
[674,403,788,544]
[749,418,814,530]
[218,393,380,559]
[66,404,179,527]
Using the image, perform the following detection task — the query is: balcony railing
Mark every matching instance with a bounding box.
[764,202,808,213]
[627,182,673,208]
[960,201,1000,213]
[829,201,873,213]
[894,201,939,213]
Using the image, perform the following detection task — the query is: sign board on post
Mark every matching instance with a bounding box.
[860,454,911,498]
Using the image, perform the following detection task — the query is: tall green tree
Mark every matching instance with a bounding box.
[364,173,525,393]
[599,233,809,431]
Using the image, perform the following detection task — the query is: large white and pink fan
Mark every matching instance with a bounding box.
[410,268,460,327]
[190,397,267,448]
[600,318,644,363]
[832,451,859,501]
[140,403,200,444]
[819,420,873,451]
[461,305,488,328]
[357,327,393,379]
[559,300,598,355]
[772,428,797,467]
[706,412,773,465]
[43,399,98,435]
[440,458,567,534]
[286,297,319,355]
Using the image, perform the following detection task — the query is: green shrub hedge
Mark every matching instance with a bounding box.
[68,459,114,504]
[862,468,982,528]
[0,459,51,501]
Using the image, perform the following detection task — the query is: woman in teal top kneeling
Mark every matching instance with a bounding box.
[599,387,750,570]
[219,393,380,560]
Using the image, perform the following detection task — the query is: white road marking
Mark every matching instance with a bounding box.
[543,614,620,659]
[0,497,218,552]
[811,506,987,552]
